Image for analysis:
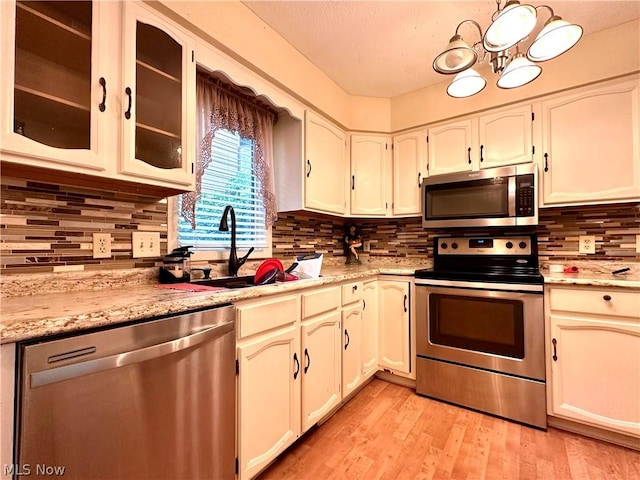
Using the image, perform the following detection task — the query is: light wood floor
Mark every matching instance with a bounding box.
[258,379,640,480]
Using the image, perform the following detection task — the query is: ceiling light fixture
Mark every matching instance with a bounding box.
[433,0,583,98]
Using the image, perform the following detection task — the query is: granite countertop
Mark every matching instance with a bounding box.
[0,264,418,344]
[2,260,638,345]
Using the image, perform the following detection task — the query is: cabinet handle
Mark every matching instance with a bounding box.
[293,352,300,379]
[544,153,549,172]
[467,147,472,164]
[352,285,358,292]
[552,338,558,361]
[304,348,310,374]
[306,159,312,177]
[344,329,350,350]
[417,172,421,188]
[363,299,366,310]
[603,295,612,301]
[352,175,355,190]
[98,77,106,112]
[124,87,132,120]
[480,144,484,162]
[403,294,407,312]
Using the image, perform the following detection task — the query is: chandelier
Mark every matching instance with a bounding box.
[433,0,583,98]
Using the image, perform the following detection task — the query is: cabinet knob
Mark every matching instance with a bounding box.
[603,295,612,301]
[352,285,358,292]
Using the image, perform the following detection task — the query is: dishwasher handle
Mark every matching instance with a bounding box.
[30,320,234,388]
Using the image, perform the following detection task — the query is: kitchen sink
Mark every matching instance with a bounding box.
[191,275,258,289]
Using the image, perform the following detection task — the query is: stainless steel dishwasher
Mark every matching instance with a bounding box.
[15,305,236,480]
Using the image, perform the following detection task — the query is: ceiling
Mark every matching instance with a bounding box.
[241,1,640,98]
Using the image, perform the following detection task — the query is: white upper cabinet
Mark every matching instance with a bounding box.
[350,134,390,216]
[120,1,195,188]
[427,119,474,176]
[1,0,117,172]
[1,0,195,193]
[392,130,426,216]
[304,111,347,215]
[478,104,534,169]
[540,76,640,206]
[426,104,534,177]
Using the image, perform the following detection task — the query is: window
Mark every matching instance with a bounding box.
[175,129,271,259]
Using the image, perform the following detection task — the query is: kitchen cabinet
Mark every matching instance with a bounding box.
[378,279,411,375]
[120,1,195,187]
[341,281,364,398]
[300,287,342,431]
[361,279,379,379]
[304,111,347,215]
[236,295,301,480]
[350,134,391,216]
[426,104,534,176]
[546,285,640,438]
[539,76,640,206]
[0,0,195,193]
[392,130,426,216]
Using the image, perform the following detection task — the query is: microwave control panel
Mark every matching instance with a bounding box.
[515,174,535,216]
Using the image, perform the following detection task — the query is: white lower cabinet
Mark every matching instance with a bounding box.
[378,279,411,375]
[361,280,379,379]
[341,302,363,398]
[236,295,301,480]
[546,286,640,438]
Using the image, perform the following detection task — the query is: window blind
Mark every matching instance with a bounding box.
[178,129,267,249]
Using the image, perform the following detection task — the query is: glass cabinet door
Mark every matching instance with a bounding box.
[121,2,194,189]
[1,0,111,170]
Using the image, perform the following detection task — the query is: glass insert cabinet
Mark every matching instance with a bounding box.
[0,0,195,191]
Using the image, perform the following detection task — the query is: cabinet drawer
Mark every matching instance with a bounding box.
[549,287,640,319]
[342,281,364,306]
[301,286,341,319]
[237,295,300,339]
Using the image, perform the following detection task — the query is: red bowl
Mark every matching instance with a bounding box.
[254,258,283,284]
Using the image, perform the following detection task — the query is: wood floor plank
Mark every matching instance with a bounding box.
[257,379,640,480]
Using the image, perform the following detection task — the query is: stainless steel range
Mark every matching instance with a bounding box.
[415,234,546,429]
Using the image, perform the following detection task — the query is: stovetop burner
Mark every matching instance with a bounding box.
[415,234,543,285]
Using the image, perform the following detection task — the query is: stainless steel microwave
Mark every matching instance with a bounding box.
[422,164,537,228]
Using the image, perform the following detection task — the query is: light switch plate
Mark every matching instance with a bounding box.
[132,232,161,258]
[92,233,111,259]
[578,235,596,254]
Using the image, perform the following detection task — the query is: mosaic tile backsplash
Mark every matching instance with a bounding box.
[1,177,638,274]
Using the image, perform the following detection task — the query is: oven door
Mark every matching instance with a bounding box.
[415,283,544,381]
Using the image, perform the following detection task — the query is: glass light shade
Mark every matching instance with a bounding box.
[433,35,478,74]
[527,16,583,62]
[483,1,537,52]
[447,68,487,98]
[497,53,542,89]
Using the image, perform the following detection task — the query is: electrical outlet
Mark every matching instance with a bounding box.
[92,233,111,259]
[578,235,596,254]
[363,240,371,252]
[636,234,640,254]
[132,232,161,258]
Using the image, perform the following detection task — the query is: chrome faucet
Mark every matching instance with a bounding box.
[219,205,254,276]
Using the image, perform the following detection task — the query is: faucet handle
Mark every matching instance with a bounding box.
[239,247,255,266]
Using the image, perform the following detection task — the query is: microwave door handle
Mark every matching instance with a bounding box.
[508,176,516,217]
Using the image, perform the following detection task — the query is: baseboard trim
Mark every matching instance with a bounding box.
[548,416,640,451]
[374,370,416,389]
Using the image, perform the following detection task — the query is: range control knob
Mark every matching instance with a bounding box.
[451,242,459,249]
[505,241,513,249]
[440,242,448,250]
[519,241,527,249]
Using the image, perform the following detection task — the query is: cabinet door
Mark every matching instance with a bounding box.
[301,311,341,432]
[393,130,425,216]
[549,315,640,437]
[478,104,533,169]
[350,134,390,216]
[378,280,411,374]
[304,111,347,215]
[0,0,115,171]
[342,303,362,398]
[361,280,379,379]
[237,325,301,480]
[121,2,195,188]
[427,119,474,176]
[541,78,640,205]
